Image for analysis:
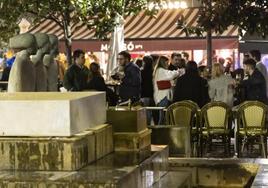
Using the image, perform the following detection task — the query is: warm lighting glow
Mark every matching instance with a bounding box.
[180,1,188,9]
[194,50,204,64]
[219,49,232,59]
[148,1,188,10]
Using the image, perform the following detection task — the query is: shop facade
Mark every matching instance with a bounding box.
[29,8,239,72]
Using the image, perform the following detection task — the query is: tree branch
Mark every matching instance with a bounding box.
[46,14,64,29]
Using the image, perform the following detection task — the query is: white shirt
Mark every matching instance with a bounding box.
[208,75,234,107]
[153,68,184,104]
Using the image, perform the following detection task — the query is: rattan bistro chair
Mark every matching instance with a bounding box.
[166,100,200,156]
[200,101,232,157]
[236,101,268,158]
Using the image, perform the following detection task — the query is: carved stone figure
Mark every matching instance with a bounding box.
[43,34,59,91]
[31,33,50,91]
[8,33,37,92]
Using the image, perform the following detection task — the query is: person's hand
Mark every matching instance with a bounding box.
[177,68,185,76]
[232,79,240,88]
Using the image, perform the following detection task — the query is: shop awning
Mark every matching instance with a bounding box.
[29,8,238,41]
[239,32,268,54]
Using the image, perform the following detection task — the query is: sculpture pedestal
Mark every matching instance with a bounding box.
[113,129,151,151]
[149,126,191,157]
[107,107,147,132]
[88,124,114,159]
[0,92,106,136]
[107,107,151,152]
[0,124,113,171]
[0,130,95,171]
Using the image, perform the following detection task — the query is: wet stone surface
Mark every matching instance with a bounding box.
[169,158,268,187]
[0,145,169,188]
[251,165,268,187]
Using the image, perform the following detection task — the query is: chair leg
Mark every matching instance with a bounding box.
[196,135,200,157]
[200,136,203,157]
[236,134,241,158]
[265,136,268,158]
[261,135,267,158]
[206,136,211,155]
[241,136,247,155]
[202,136,209,157]
[192,142,197,157]
[227,136,231,157]
[208,136,212,152]
[191,135,199,157]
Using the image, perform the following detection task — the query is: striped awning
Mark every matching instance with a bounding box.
[29,8,238,40]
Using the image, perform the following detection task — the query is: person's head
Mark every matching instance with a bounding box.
[178,58,186,69]
[73,49,85,66]
[153,56,169,76]
[243,58,256,75]
[135,58,143,68]
[244,53,250,61]
[186,61,198,74]
[151,54,159,68]
[218,57,225,65]
[250,50,261,62]
[182,51,189,61]
[233,68,244,80]
[170,52,181,66]
[90,62,101,76]
[143,55,153,71]
[198,65,209,78]
[211,63,224,78]
[118,51,131,66]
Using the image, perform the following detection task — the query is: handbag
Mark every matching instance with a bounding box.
[156,80,172,90]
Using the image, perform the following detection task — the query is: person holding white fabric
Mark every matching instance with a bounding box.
[153,56,184,125]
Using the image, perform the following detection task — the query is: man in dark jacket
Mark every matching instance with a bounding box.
[118,51,141,103]
[63,49,89,91]
[173,61,209,107]
[241,58,267,104]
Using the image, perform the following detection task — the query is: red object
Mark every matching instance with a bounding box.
[157,80,172,90]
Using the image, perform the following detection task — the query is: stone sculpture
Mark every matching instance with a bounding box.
[8,33,37,92]
[43,34,59,91]
[31,33,50,91]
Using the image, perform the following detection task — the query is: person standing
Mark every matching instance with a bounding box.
[208,63,234,107]
[141,55,154,124]
[240,58,267,104]
[63,49,89,91]
[153,56,183,124]
[173,61,209,108]
[118,51,141,103]
[250,50,268,95]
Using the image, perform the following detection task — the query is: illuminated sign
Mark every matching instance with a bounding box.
[101,42,143,52]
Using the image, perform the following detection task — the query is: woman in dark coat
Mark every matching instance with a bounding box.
[141,55,155,124]
[88,62,118,106]
[173,61,209,108]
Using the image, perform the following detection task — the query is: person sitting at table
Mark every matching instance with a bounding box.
[88,62,118,106]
